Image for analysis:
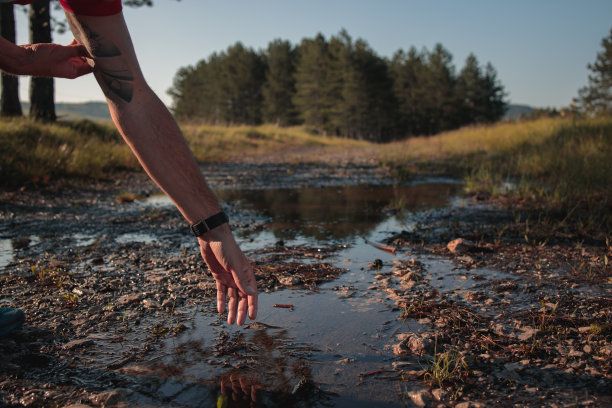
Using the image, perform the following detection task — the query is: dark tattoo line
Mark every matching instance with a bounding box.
[66,13,134,103]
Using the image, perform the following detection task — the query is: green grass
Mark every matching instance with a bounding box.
[0,117,136,185]
[378,115,612,236]
[180,123,370,161]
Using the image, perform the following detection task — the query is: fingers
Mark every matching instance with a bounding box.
[199,232,258,326]
[248,292,258,320]
[216,280,226,315]
[227,287,239,325]
[237,295,248,326]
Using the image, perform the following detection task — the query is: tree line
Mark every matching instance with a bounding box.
[169,30,508,141]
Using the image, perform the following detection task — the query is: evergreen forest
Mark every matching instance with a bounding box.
[169,30,507,142]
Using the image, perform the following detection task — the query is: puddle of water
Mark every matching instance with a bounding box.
[1,236,42,271]
[145,183,460,243]
[129,182,466,407]
[140,238,418,407]
[0,238,12,270]
[115,233,158,244]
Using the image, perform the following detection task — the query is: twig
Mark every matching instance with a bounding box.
[364,238,397,254]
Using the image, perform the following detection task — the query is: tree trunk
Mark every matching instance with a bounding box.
[29,0,55,121]
[0,4,23,117]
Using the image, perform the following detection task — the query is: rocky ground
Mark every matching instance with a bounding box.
[0,162,610,407]
[378,201,611,407]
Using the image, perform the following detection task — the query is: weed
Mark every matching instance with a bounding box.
[61,293,78,307]
[423,335,469,388]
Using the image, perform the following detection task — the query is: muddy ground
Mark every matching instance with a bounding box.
[0,161,610,408]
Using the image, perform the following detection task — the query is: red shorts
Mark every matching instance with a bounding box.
[10,0,122,16]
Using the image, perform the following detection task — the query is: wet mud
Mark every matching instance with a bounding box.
[0,162,610,407]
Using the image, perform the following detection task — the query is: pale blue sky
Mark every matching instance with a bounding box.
[13,0,612,109]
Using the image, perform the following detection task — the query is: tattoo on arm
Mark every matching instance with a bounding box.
[66,14,134,104]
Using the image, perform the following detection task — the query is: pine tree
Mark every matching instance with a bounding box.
[390,47,428,136]
[262,39,297,126]
[293,34,330,131]
[423,44,457,134]
[481,62,507,122]
[456,53,484,125]
[577,28,612,113]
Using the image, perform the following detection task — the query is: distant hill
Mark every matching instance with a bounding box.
[504,104,534,120]
[19,101,535,123]
[21,101,111,122]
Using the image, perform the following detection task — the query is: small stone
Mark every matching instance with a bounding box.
[118,293,141,305]
[517,327,538,341]
[142,299,159,309]
[583,344,592,353]
[407,389,430,407]
[90,389,131,406]
[447,238,474,254]
[432,388,447,401]
[455,402,471,408]
[393,334,433,356]
[276,275,301,287]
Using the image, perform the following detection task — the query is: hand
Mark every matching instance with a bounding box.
[21,39,93,79]
[199,224,258,325]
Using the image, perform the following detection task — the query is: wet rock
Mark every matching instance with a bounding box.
[393,333,433,357]
[463,291,485,302]
[90,389,131,406]
[118,293,141,305]
[517,327,538,341]
[371,259,383,269]
[432,388,447,401]
[142,299,159,309]
[447,238,474,254]
[276,275,301,287]
[407,388,430,407]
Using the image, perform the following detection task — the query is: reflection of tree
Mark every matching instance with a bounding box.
[216,183,458,240]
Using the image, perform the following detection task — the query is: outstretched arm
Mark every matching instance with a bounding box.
[64,11,257,325]
[0,36,92,78]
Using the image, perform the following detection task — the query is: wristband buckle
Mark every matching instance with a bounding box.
[190,211,229,237]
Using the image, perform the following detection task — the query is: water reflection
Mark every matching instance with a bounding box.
[124,321,328,407]
[216,182,459,241]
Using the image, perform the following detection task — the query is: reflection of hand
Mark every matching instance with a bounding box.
[199,224,258,325]
[21,39,93,79]
[219,372,261,408]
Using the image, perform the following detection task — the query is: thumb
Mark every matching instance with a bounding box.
[68,38,92,58]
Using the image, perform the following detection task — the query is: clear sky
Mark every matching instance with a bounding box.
[12,0,612,109]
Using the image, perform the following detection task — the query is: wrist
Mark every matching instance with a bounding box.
[197,223,231,244]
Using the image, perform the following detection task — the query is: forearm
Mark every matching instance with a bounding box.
[108,84,220,224]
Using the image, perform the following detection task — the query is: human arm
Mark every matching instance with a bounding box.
[63,12,257,325]
[0,36,92,78]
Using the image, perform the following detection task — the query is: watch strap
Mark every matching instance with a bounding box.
[190,211,229,237]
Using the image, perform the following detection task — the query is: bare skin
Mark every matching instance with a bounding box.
[0,7,257,326]
[66,12,257,325]
[60,11,258,325]
[0,36,92,79]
